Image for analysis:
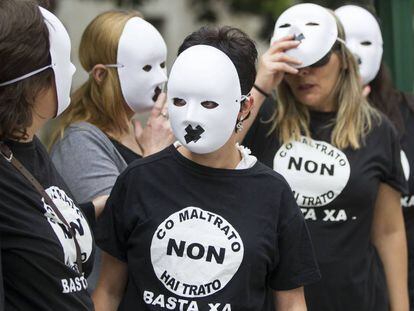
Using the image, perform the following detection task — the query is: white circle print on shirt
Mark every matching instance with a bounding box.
[401,150,410,181]
[151,207,244,298]
[274,136,351,207]
[42,186,93,271]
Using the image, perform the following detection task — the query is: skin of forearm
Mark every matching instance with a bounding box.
[373,229,409,311]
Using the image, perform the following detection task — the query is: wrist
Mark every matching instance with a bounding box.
[253,78,274,95]
[253,84,270,98]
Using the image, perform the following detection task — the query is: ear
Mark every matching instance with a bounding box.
[90,64,108,84]
[238,95,254,121]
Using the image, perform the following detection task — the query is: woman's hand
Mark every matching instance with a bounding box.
[255,35,302,95]
[134,92,175,157]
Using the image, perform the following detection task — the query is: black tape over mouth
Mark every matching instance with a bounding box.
[184,125,205,144]
[152,86,162,102]
[294,33,305,42]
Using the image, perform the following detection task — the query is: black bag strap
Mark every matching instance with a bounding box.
[0,141,83,274]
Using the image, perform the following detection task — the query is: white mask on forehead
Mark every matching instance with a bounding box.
[272,3,339,68]
[0,7,76,117]
[116,17,167,113]
[168,45,245,154]
[335,5,383,85]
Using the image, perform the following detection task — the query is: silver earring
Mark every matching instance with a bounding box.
[236,119,244,133]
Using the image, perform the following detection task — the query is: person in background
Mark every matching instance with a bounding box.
[0,1,97,309]
[49,10,175,290]
[50,10,174,209]
[243,3,408,310]
[336,5,414,309]
[92,26,320,311]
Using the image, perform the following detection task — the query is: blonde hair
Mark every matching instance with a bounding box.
[49,10,143,148]
[270,13,380,149]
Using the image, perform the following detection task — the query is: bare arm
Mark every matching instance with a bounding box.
[273,287,307,311]
[236,36,301,143]
[91,195,109,219]
[371,183,408,311]
[92,251,128,311]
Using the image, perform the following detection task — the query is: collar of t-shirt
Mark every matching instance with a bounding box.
[173,141,257,169]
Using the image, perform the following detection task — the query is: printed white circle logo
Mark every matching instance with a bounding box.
[401,150,410,181]
[150,207,244,298]
[274,136,351,207]
[42,186,93,271]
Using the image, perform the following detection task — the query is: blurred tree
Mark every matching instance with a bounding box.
[187,0,294,39]
[114,0,293,39]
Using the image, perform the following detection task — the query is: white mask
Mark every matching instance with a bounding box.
[116,17,167,113]
[168,45,245,154]
[272,3,339,68]
[0,7,76,117]
[335,5,383,84]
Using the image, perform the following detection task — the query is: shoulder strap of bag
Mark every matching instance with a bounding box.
[0,141,83,275]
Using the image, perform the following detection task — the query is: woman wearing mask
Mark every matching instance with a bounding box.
[336,5,414,309]
[244,3,408,310]
[50,10,174,210]
[49,11,174,290]
[92,26,320,311]
[0,1,95,309]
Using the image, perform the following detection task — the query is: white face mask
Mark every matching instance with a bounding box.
[0,7,76,117]
[168,45,245,154]
[116,17,167,113]
[272,3,339,68]
[335,5,383,85]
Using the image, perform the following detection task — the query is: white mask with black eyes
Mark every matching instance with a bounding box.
[116,17,167,113]
[335,5,383,85]
[272,3,339,68]
[168,45,245,154]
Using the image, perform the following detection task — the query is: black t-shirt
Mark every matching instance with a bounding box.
[244,98,407,311]
[109,138,142,165]
[0,137,95,310]
[398,93,414,308]
[400,94,414,223]
[96,145,320,311]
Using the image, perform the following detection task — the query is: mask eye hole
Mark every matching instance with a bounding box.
[361,41,372,46]
[279,23,291,28]
[143,65,152,72]
[200,101,219,109]
[160,62,166,69]
[306,22,319,26]
[173,97,186,107]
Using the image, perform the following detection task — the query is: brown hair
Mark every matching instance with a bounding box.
[270,12,380,149]
[0,0,53,141]
[368,62,404,136]
[49,10,142,148]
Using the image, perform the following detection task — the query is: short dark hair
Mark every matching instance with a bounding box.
[177,26,257,95]
[0,0,53,141]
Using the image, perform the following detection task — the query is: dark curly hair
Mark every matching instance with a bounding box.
[177,26,257,95]
[0,0,53,141]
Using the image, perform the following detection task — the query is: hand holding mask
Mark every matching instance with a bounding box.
[272,3,341,68]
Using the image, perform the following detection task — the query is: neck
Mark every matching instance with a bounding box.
[20,113,47,142]
[179,136,241,169]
